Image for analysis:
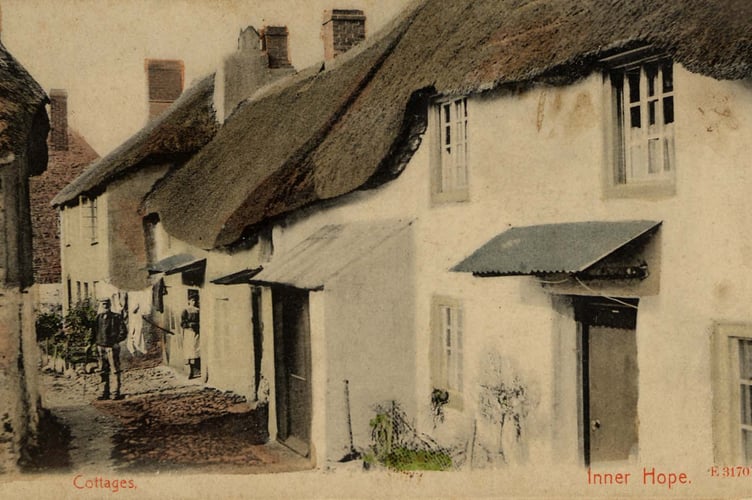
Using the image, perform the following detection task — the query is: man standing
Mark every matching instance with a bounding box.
[93,298,127,400]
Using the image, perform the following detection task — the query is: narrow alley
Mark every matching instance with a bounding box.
[25,359,311,474]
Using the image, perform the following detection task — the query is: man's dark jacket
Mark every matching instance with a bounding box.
[94,311,126,347]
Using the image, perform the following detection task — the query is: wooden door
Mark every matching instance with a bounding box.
[577,298,639,465]
[587,325,638,463]
[273,287,312,456]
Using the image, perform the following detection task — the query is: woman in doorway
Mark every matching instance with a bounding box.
[181,296,201,379]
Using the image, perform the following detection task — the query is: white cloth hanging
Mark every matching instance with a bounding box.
[126,290,151,354]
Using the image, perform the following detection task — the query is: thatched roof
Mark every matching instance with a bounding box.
[0,41,49,169]
[145,0,752,249]
[52,73,218,207]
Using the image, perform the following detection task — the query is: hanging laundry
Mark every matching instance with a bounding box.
[126,290,152,354]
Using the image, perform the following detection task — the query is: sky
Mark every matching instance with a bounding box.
[1,0,412,156]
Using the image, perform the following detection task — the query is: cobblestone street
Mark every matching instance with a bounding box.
[27,362,311,474]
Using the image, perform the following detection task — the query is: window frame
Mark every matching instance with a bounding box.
[80,195,99,244]
[712,323,752,464]
[430,295,464,410]
[431,96,469,204]
[603,50,676,198]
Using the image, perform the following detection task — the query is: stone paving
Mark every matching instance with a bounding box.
[29,363,311,474]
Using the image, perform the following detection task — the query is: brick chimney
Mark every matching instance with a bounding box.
[145,59,184,120]
[260,26,292,69]
[49,89,68,151]
[216,25,296,121]
[321,9,366,61]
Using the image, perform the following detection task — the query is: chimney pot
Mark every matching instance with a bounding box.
[145,59,185,121]
[49,89,68,151]
[260,26,292,69]
[322,9,366,61]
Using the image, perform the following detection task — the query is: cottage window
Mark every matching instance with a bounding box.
[606,53,675,196]
[62,208,73,246]
[431,296,464,409]
[739,339,752,461]
[432,97,469,203]
[80,196,98,244]
[711,324,752,464]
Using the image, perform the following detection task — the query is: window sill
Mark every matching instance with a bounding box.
[431,189,470,205]
[603,181,676,200]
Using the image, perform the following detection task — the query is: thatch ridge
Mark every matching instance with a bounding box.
[52,73,218,207]
[144,1,425,248]
[145,0,752,249]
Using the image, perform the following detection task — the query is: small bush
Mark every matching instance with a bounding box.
[39,301,98,367]
[383,447,452,471]
[36,311,63,343]
[367,401,452,472]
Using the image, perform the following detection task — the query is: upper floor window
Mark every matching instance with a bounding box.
[431,295,464,409]
[60,210,70,246]
[432,97,469,203]
[607,53,675,195]
[80,195,98,244]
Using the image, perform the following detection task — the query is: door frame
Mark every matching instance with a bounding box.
[272,286,313,457]
[575,296,639,465]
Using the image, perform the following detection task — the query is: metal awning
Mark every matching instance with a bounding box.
[249,219,413,290]
[211,267,263,285]
[452,220,661,276]
[148,253,206,275]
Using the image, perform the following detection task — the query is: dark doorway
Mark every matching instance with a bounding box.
[575,297,639,465]
[272,287,312,457]
[251,287,263,399]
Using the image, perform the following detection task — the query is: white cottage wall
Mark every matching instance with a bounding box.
[321,224,416,462]
[149,61,752,470]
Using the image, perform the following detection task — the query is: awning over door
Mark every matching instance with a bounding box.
[211,267,263,285]
[452,220,661,276]
[148,253,206,275]
[249,219,413,290]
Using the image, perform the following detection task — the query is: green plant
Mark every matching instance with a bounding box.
[431,388,449,426]
[367,401,452,472]
[35,310,63,343]
[62,301,98,365]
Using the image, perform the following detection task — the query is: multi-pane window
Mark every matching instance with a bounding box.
[611,58,674,185]
[433,97,468,202]
[432,296,464,408]
[441,303,463,392]
[80,196,98,243]
[739,339,752,462]
[62,208,73,246]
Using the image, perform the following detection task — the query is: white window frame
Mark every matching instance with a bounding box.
[432,96,469,203]
[62,207,73,247]
[80,195,99,244]
[739,338,752,461]
[604,51,676,198]
[712,323,752,464]
[431,295,464,410]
